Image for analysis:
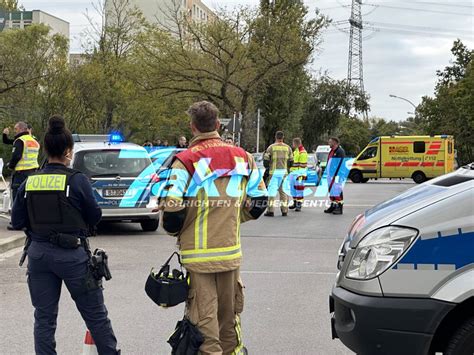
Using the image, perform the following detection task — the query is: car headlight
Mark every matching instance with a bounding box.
[346,226,418,280]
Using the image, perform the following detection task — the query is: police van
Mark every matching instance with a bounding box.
[70,134,159,231]
[330,163,474,354]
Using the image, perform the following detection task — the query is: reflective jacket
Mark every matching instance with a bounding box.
[290,145,308,176]
[14,134,40,171]
[162,131,267,273]
[263,142,293,175]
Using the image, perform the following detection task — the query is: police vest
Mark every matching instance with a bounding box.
[175,138,249,268]
[15,135,40,171]
[25,168,88,237]
[290,146,308,175]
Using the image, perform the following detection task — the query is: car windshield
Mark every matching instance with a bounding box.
[74,149,152,178]
[316,152,329,163]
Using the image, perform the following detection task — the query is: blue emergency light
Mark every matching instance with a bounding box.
[109,131,125,143]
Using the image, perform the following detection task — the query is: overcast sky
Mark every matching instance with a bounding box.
[21,0,473,121]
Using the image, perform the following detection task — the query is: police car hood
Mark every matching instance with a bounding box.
[349,167,474,248]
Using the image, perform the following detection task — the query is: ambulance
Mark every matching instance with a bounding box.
[330,163,474,354]
[349,135,455,184]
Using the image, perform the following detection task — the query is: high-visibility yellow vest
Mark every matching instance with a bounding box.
[15,135,40,171]
[290,145,308,175]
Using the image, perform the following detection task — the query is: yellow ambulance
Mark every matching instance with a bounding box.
[349,135,455,184]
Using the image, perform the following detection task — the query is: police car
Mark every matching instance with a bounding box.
[330,163,474,355]
[70,134,159,231]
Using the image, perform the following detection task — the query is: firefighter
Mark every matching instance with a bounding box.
[263,131,293,217]
[289,137,308,212]
[162,101,267,354]
[11,116,119,354]
[324,137,346,215]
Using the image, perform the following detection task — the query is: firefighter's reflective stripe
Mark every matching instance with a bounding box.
[25,174,67,191]
[232,315,245,355]
[194,189,209,249]
[15,135,40,171]
[181,245,242,263]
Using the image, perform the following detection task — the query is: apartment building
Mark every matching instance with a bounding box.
[0,9,69,39]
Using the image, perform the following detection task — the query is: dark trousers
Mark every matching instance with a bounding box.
[11,170,35,202]
[27,241,118,355]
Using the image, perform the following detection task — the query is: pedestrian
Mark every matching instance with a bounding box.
[324,136,346,215]
[162,101,267,354]
[263,131,293,217]
[177,136,188,148]
[225,137,234,145]
[7,121,40,230]
[11,115,119,355]
[153,139,162,147]
[162,139,169,147]
[289,137,308,212]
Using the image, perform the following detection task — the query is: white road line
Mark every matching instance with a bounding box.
[241,270,336,275]
[0,213,10,220]
[0,246,22,261]
[343,204,374,207]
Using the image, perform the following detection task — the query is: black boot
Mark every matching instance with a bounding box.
[264,211,274,217]
[295,201,302,212]
[324,202,336,213]
[332,203,343,215]
[288,201,296,210]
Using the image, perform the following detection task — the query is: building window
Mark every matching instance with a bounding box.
[413,141,425,153]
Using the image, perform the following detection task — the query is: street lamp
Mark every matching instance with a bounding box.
[389,94,417,110]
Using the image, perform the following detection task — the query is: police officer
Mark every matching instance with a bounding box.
[289,137,308,212]
[7,121,40,230]
[263,131,293,217]
[11,116,119,355]
[162,101,267,354]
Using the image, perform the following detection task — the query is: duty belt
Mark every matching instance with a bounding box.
[48,233,85,249]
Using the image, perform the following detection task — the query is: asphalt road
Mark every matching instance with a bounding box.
[0,181,413,355]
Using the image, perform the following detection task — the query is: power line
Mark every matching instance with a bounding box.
[394,0,473,9]
[365,21,473,35]
[364,3,472,16]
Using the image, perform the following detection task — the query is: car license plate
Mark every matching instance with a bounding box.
[103,189,128,198]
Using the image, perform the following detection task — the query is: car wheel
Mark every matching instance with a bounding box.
[350,170,363,183]
[412,171,426,184]
[361,178,369,183]
[445,316,474,355]
[140,219,159,232]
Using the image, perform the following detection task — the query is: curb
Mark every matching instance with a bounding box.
[0,233,25,254]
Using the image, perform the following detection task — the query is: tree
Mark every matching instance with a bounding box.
[0,0,20,11]
[300,76,369,150]
[137,1,328,146]
[418,40,473,164]
[0,24,67,96]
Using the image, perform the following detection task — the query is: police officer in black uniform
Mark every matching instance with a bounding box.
[11,116,119,354]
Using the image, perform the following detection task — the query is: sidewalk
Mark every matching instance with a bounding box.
[0,214,25,254]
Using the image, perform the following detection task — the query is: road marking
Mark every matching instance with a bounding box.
[0,213,10,220]
[241,270,336,275]
[0,246,22,262]
[343,204,373,207]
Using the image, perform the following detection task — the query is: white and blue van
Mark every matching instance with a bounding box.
[330,163,474,354]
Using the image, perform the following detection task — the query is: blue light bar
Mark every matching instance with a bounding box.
[109,131,125,143]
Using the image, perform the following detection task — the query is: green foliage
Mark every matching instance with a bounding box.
[0,0,19,11]
[336,116,370,157]
[418,40,473,164]
[300,76,369,150]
